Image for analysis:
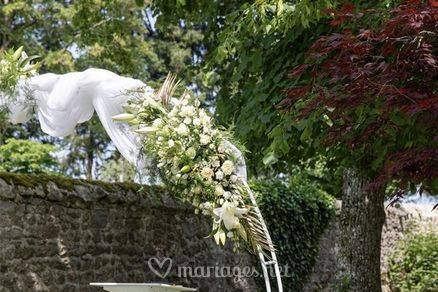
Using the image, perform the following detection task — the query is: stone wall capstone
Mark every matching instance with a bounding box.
[0,173,259,292]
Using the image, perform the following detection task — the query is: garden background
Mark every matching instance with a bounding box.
[0,0,436,291]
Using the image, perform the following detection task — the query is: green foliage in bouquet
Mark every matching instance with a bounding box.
[253,178,335,291]
[0,138,58,174]
[0,47,39,97]
[388,232,438,292]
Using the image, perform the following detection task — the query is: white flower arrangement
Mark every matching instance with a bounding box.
[113,75,271,251]
[0,48,275,256]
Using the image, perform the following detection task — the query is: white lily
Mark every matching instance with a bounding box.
[213,201,248,230]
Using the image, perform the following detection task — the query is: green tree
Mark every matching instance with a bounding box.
[0,0,203,179]
[152,0,335,173]
[99,157,136,183]
[0,138,58,174]
[279,2,437,290]
[153,0,429,290]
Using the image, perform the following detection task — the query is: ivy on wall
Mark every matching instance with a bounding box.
[253,179,335,291]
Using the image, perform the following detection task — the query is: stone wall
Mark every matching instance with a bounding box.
[0,173,259,292]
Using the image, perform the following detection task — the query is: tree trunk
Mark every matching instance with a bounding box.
[339,168,385,291]
[85,130,94,180]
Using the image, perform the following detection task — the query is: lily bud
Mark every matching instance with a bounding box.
[180,165,191,173]
[134,126,157,134]
[122,104,138,113]
[12,46,24,61]
[214,231,226,246]
[112,113,136,122]
[127,118,140,126]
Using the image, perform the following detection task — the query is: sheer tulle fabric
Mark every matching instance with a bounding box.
[4,68,247,180]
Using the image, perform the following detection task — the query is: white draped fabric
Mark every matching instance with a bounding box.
[3,68,148,167]
[2,68,247,180]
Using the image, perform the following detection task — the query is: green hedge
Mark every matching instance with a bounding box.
[252,178,335,291]
[388,232,438,292]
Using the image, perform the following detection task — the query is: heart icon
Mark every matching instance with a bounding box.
[148,257,173,279]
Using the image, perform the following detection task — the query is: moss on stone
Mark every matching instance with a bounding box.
[0,172,70,190]
[0,172,164,196]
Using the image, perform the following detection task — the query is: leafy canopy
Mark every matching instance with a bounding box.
[0,138,58,174]
[0,0,203,179]
[280,1,437,192]
[152,0,401,183]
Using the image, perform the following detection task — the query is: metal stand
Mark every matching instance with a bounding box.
[244,182,284,292]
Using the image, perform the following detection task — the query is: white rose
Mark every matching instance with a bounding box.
[221,160,235,175]
[180,105,195,117]
[217,143,226,154]
[193,118,201,126]
[176,123,189,136]
[230,175,238,183]
[203,202,213,210]
[193,186,202,194]
[168,139,175,147]
[142,95,156,107]
[199,110,211,125]
[169,108,178,117]
[200,134,211,145]
[187,147,196,159]
[223,191,231,199]
[215,185,224,196]
[212,159,221,168]
[201,167,214,180]
[215,170,224,181]
[184,117,192,125]
[202,126,210,134]
[153,118,163,127]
